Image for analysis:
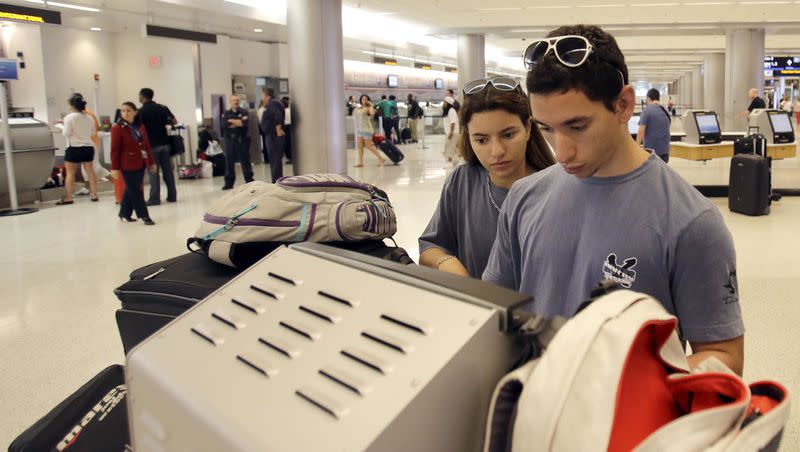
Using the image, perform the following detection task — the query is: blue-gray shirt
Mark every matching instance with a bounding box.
[639,103,672,156]
[419,164,508,278]
[483,153,744,343]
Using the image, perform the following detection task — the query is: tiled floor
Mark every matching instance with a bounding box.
[1,136,798,449]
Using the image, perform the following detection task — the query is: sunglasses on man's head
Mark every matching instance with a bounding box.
[523,35,594,71]
[463,76,523,96]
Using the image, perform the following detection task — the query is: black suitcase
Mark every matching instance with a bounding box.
[379,140,405,164]
[729,154,771,216]
[115,241,415,354]
[209,153,226,177]
[9,365,130,452]
[401,127,412,142]
[114,252,244,354]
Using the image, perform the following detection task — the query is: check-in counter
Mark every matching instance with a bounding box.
[0,118,57,206]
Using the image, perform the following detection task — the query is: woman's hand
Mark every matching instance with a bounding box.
[111,169,121,179]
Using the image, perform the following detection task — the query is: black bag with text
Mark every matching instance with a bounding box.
[9,365,130,452]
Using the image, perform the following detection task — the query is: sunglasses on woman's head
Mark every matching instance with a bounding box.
[463,76,523,96]
[523,35,593,71]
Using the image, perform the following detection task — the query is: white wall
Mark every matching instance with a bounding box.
[113,33,198,146]
[229,38,279,76]
[41,26,117,123]
[200,35,232,118]
[278,43,289,79]
[2,23,48,122]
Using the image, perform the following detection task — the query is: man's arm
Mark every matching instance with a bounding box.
[671,209,745,375]
[688,336,744,375]
[636,125,646,145]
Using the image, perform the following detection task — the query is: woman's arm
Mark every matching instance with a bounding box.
[419,247,469,276]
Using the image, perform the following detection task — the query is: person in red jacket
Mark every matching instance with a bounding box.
[111,102,157,225]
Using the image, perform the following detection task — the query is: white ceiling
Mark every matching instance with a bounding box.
[6,0,800,83]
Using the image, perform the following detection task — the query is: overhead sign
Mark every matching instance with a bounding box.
[0,3,61,25]
[414,62,432,70]
[764,56,800,77]
[0,59,18,80]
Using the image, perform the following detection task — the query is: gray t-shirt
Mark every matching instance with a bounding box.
[419,164,508,278]
[639,103,672,156]
[483,153,744,343]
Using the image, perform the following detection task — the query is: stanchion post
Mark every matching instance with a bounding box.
[1,82,18,211]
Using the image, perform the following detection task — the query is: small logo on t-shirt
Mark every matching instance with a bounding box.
[602,253,638,288]
[723,270,739,305]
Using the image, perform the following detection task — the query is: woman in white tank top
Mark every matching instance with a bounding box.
[58,94,98,205]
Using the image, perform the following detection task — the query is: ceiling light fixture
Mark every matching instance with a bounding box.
[576,4,625,7]
[46,1,101,12]
[19,0,45,4]
[683,1,732,5]
[253,28,263,32]
[90,27,101,31]
[525,5,570,8]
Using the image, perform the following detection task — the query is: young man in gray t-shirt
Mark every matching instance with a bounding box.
[483,25,744,374]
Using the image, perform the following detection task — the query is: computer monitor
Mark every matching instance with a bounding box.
[387,75,398,88]
[434,78,444,89]
[751,109,796,144]
[682,110,722,144]
[695,113,720,135]
[628,114,640,136]
[768,111,795,143]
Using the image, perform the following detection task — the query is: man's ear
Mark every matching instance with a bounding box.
[615,85,636,124]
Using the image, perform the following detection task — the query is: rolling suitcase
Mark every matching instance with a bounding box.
[379,139,405,164]
[729,129,771,216]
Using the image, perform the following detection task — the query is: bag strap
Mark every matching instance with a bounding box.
[658,105,672,123]
[202,203,258,240]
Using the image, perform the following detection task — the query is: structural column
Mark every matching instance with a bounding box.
[287,0,346,175]
[691,67,703,110]
[456,34,485,93]
[683,71,694,109]
[724,29,765,130]
[703,53,725,118]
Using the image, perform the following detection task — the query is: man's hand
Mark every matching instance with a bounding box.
[228,119,243,127]
[276,125,285,137]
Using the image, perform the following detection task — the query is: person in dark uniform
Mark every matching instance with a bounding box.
[260,87,286,183]
[221,95,254,190]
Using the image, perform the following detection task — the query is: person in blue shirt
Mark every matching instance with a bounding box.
[636,88,672,162]
[483,25,744,375]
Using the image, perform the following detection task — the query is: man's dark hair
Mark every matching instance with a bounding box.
[263,87,275,97]
[407,93,414,101]
[381,95,387,100]
[447,89,455,96]
[646,88,660,102]
[389,95,396,101]
[139,88,154,101]
[526,25,628,112]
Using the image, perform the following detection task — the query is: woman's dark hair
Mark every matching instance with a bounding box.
[457,85,556,172]
[68,93,87,112]
[119,101,139,125]
[526,24,628,112]
[443,102,452,117]
[360,94,371,103]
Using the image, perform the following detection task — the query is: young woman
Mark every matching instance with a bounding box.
[57,94,98,205]
[352,94,386,168]
[110,102,156,225]
[419,77,556,278]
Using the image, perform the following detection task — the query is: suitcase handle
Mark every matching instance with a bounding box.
[748,126,760,135]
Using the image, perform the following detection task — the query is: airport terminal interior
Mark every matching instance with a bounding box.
[1,0,800,450]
